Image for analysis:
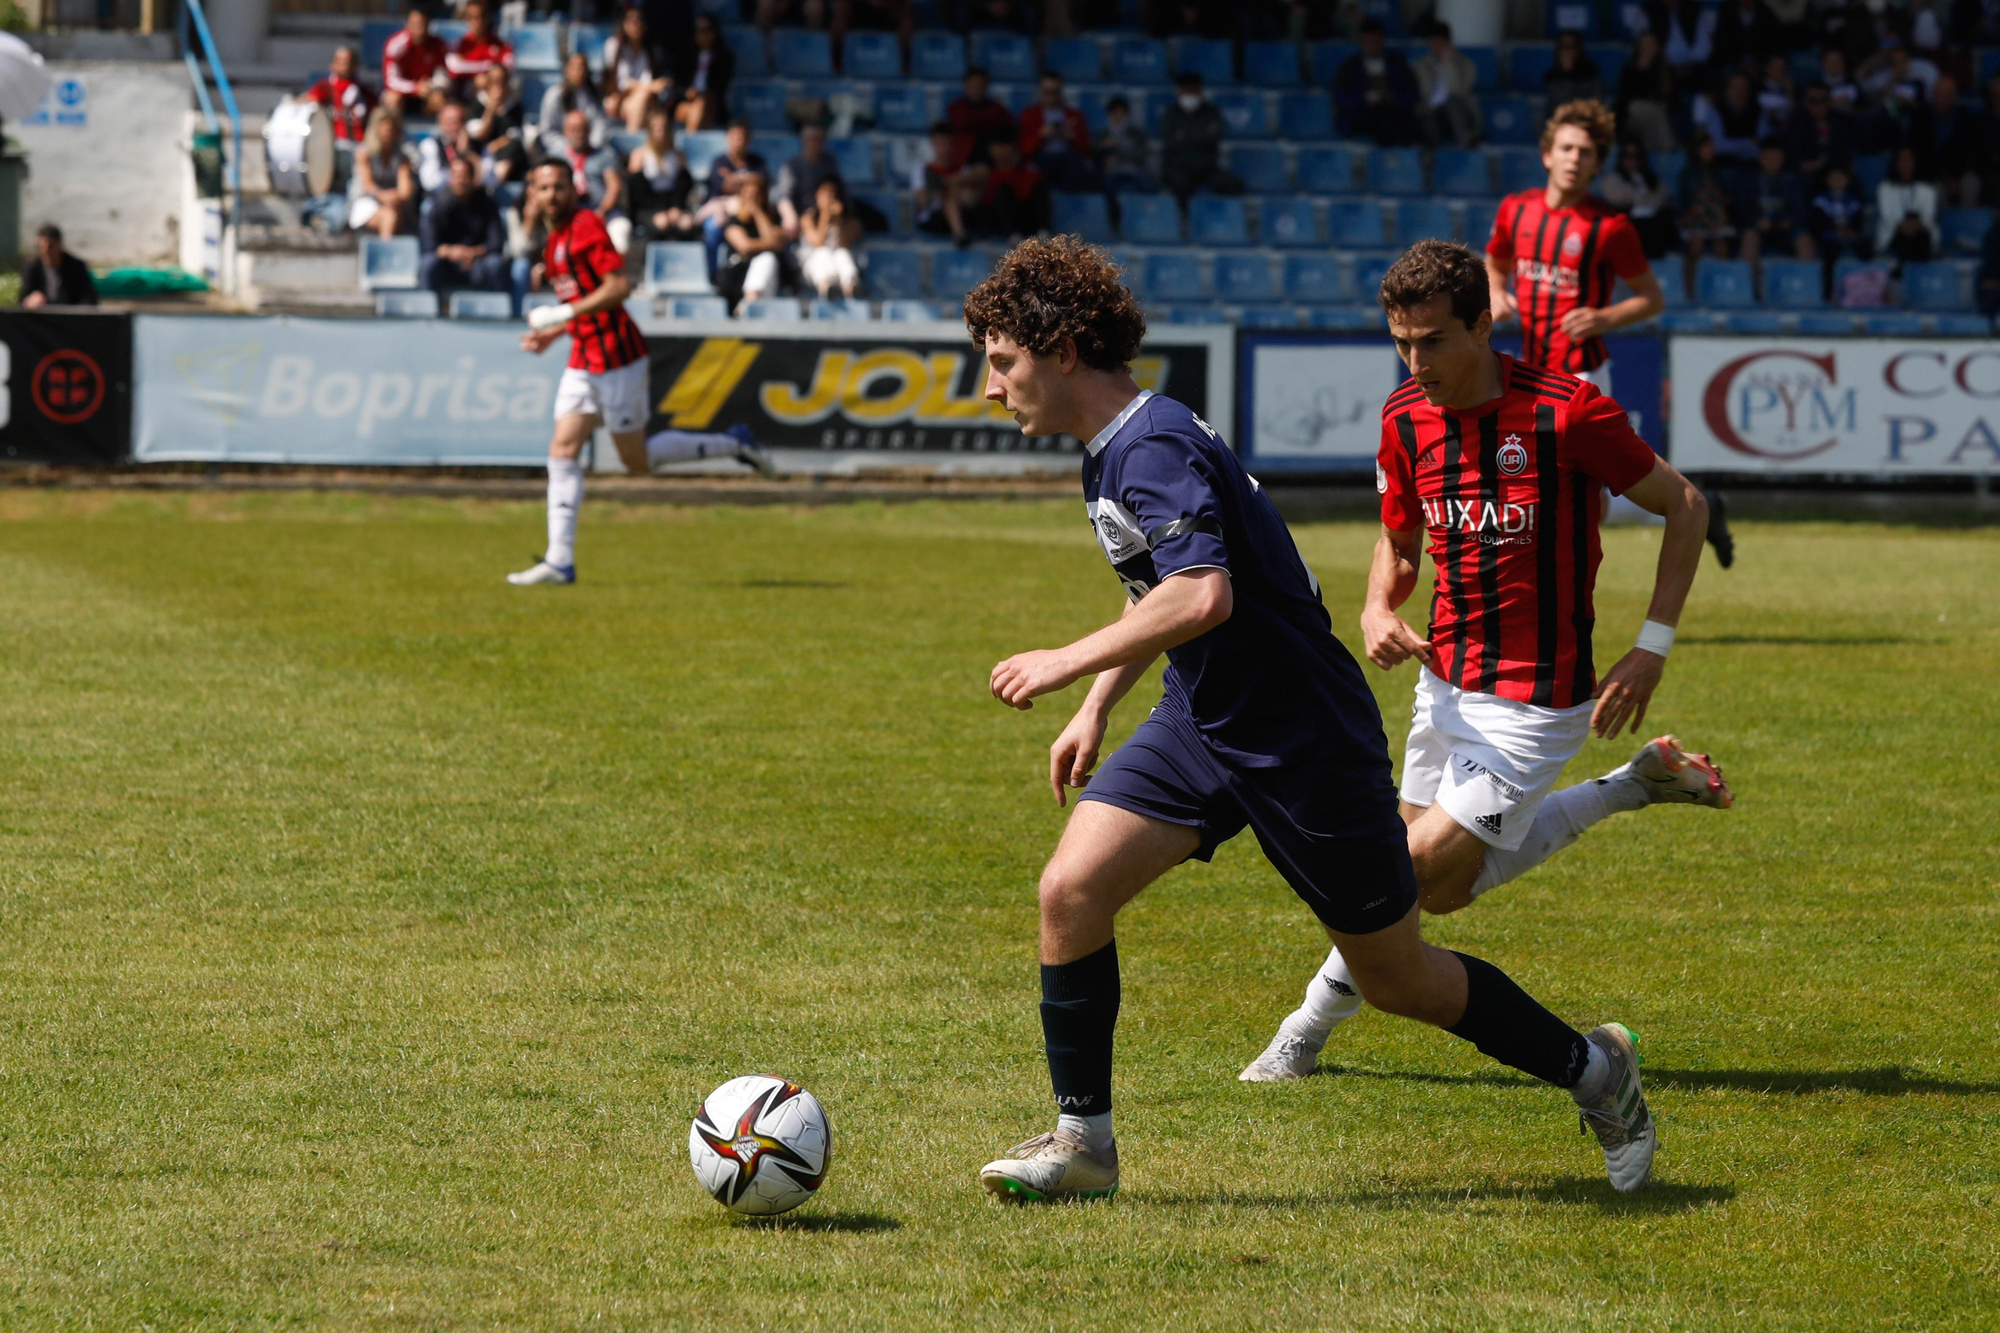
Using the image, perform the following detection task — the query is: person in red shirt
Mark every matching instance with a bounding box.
[381,7,450,117]
[304,45,374,142]
[979,140,1048,238]
[946,67,1017,166]
[1241,243,1730,1127]
[446,0,515,100]
[1016,70,1099,191]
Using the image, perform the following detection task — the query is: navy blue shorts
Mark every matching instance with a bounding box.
[1078,708,1418,936]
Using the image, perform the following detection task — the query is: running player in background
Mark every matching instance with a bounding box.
[509,159,767,587]
[1240,245,1728,1138]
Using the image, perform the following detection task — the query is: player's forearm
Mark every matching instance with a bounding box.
[566,270,631,318]
[1057,572,1231,680]
[1642,482,1708,627]
[1599,290,1664,331]
[1365,531,1419,616]
[1077,656,1154,721]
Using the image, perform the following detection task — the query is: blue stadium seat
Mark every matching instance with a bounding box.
[1761,258,1824,309]
[1120,192,1182,244]
[1940,207,1994,255]
[1852,152,1891,198]
[1495,147,1545,194]
[1721,311,1786,333]
[1652,149,1686,187]
[1308,40,1357,85]
[1658,310,1719,332]
[1297,144,1358,193]
[1167,306,1229,324]
[1832,257,1893,305]
[875,84,931,133]
[734,82,791,131]
[1508,44,1554,91]
[911,31,966,81]
[1211,90,1270,138]
[375,290,438,318]
[772,28,834,77]
[1215,252,1276,302]
[449,290,514,320]
[1145,251,1205,301]
[1462,199,1498,249]
[1277,90,1334,140]
[1462,46,1501,90]
[726,25,770,77]
[970,32,1035,82]
[1113,36,1169,83]
[1861,312,1926,335]
[883,299,941,320]
[360,19,398,69]
[1394,199,1455,248]
[668,295,730,319]
[1239,305,1302,327]
[1139,89,1176,135]
[1432,148,1492,196]
[1547,0,1593,34]
[1308,306,1383,331]
[358,235,420,290]
[826,137,877,184]
[1696,258,1756,308]
[1794,311,1856,335]
[1283,253,1347,303]
[843,31,902,77]
[750,132,802,166]
[517,288,557,322]
[645,241,712,295]
[1227,144,1288,193]
[1175,37,1235,85]
[682,130,727,177]
[432,19,467,45]
[1327,198,1386,247]
[1932,313,1994,334]
[851,188,903,233]
[1187,196,1251,246]
[1350,251,1397,302]
[1651,254,1686,305]
[607,129,646,159]
[1244,40,1302,87]
[504,23,561,71]
[1588,42,1627,88]
[742,298,805,320]
[811,298,874,320]
[516,72,550,119]
[1366,147,1426,196]
[1482,96,1539,145]
[1903,262,1972,310]
[863,248,925,299]
[1110,247,1149,298]
[1260,196,1319,247]
[1043,36,1102,82]
[931,248,995,300]
[1052,192,1115,243]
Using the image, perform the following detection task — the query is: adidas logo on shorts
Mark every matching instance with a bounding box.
[1474,812,1503,836]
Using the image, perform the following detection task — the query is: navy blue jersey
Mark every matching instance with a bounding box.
[1082,392,1390,770]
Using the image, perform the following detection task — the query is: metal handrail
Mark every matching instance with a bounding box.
[177,0,242,243]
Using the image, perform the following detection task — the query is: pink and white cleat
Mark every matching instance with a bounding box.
[1626,735,1734,808]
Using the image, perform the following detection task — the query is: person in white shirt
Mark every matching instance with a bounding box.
[1412,19,1482,149]
[601,8,673,132]
[1876,144,1940,264]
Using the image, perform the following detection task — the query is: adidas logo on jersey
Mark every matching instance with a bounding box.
[1474,813,1503,836]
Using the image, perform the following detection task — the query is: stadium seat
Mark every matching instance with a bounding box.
[432,19,466,45]
[970,32,1035,82]
[1139,89,1177,135]
[1297,144,1358,194]
[1547,0,1592,34]
[1794,311,1856,334]
[1651,253,1686,303]
[1721,311,1786,333]
[911,31,966,81]
[882,299,941,320]
[1852,152,1891,198]
[1481,95,1539,145]
[359,19,398,69]
[1462,199,1498,249]
[1214,252,1276,302]
[1394,199,1455,248]
[1052,192,1115,243]
[931,248,995,300]
[1940,207,1994,255]
[1244,40,1302,87]
[682,130,727,178]
[742,299,805,320]
[622,293,659,324]
[1211,90,1270,138]
[1238,305,1301,327]
[734,82,791,131]
[1111,248,1149,299]
[1327,199,1387,248]
[607,130,645,160]
[1903,262,1972,311]
[357,235,420,290]
[1308,305,1383,330]
[520,290,560,316]
[1349,251,1397,302]
[1861,312,1926,335]
[1145,251,1205,301]
[1495,147,1544,194]
[875,84,931,133]
[1283,253,1347,303]
[1120,192,1183,244]
[1113,36,1169,83]
[1696,259,1756,308]
[376,290,438,318]
[727,25,770,77]
[1167,306,1229,324]
[1307,40,1357,85]
[517,72,551,117]
[449,290,513,320]
[1187,197,1252,246]
[826,137,877,184]
[863,248,925,299]
[1043,36,1102,82]
[645,242,712,295]
[772,28,834,77]
[1588,42,1627,88]
[842,31,902,77]
[1366,147,1426,196]
[504,23,560,71]
[1832,257,1893,305]
[1175,37,1235,85]
[1932,312,1994,334]
[1227,144,1289,193]
[1508,44,1554,91]
[1277,90,1334,140]
[750,133,802,166]
[1761,259,1823,309]
[1260,196,1320,247]
[1461,46,1501,90]
[1652,150,1685,183]
[1432,148,1492,196]
[851,188,903,233]
[667,295,729,319]
[1658,310,1719,332]
[811,298,874,320]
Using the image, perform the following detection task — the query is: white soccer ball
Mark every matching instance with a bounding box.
[688,1075,832,1215]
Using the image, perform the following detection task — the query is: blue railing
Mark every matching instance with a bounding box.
[178,0,243,244]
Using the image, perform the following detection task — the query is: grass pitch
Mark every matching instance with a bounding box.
[0,489,1994,1330]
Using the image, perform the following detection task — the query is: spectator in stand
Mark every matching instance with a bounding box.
[1161,71,1244,200]
[706,119,768,201]
[948,68,1017,166]
[1922,74,1978,203]
[381,7,450,117]
[540,54,608,148]
[1694,70,1764,172]
[718,174,798,308]
[445,0,514,101]
[799,177,864,299]
[1756,54,1796,135]
[978,138,1049,238]
[552,108,630,251]
[305,46,373,145]
[1545,31,1604,109]
[672,15,734,134]
[1786,81,1857,177]
[1411,19,1481,149]
[1598,140,1679,257]
[416,99,477,194]
[504,180,544,314]
[832,0,914,72]
[1863,45,1937,152]
[1332,18,1417,145]
[1659,0,1718,80]
[1095,95,1155,194]
[915,120,982,244]
[1615,28,1677,153]
[1820,48,1861,114]
[349,107,417,237]
[17,224,97,308]
[775,125,843,239]
[1860,39,1938,105]
[1738,137,1815,262]
[421,154,509,300]
[1678,131,1746,261]
[1809,162,1872,279]
[468,65,528,185]
[1876,143,1940,265]
[1977,206,2000,316]
[1713,0,1781,70]
[628,104,696,242]
[602,7,674,133]
[1971,75,2000,207]
[1018,70,1100,191]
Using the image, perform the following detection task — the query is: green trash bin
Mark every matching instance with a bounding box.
[190,129,225,200]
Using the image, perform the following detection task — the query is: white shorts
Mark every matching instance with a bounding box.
[554,360,650,434]
[1574,359,1613,393]
[1400,668,1595,851]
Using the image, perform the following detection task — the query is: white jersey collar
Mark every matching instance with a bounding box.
[1084,390,1154,457]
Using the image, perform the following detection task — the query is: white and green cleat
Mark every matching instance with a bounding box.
[979,1129,1119,1203]
[1238,1013,1328,1082]
[1577,1022,1658,1193]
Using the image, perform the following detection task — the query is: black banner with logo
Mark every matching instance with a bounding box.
[0,311,132,464]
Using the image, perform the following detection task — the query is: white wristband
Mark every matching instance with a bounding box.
[1635,619,1676,658]
[527,302,575,332]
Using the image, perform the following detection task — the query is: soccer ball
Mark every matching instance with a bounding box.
[688,1075,832,1215]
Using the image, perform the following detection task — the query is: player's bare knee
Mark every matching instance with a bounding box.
[1036,861,1098,923]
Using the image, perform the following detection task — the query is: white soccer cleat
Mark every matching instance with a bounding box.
[505,559,576,586]
[1624,735,1733,808]
[979,1128,1119,1203]
[1576,1022,1657,1194]
[1239,1013,1328,1082]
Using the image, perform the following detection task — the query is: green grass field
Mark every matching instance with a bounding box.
[0,489,1994,1330]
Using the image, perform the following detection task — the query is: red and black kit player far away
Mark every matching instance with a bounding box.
[1485,191,1649,379]
[546,207,648,377]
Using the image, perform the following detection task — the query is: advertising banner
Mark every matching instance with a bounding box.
[0,311,132,465]
[1670,337,2000,475]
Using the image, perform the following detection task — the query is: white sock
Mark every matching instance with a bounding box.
[1294,945,1366,1040]
[645,429,742,465]
[545,457,583,570]
[1467,770,1643,900]
[1570,1038,1612,1104]
[1058,1110,1114,1152]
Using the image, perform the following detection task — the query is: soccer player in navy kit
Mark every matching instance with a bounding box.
[965,237,1658,1201]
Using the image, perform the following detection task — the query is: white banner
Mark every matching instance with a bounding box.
[1243,340,1406,467]
[1670,337,2000,475]
[133,315,560,465]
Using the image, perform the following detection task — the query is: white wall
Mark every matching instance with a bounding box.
[14,62,193,267]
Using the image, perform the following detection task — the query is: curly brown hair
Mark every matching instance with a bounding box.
[1540,98,1617,159]
[962,235,1148,371]
[1378,239,1489,328]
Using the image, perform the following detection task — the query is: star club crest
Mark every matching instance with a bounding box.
[1497,433,1528,476]
[692,1080,826,1204]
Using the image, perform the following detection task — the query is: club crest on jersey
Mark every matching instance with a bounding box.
[1498,434,1528,475]
[1562,233,1584,258]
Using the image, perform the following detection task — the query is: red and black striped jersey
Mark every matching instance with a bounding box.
[544,208,648,374]
[1377,354,1658,708]
[1487,191,1649,375]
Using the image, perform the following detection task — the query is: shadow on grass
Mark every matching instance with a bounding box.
[1312,1063,1998,1096]
[736,578,850,589]
[1678,634,1923,647]
[732,1211,901,1234]
[1140,1179,1735,1215]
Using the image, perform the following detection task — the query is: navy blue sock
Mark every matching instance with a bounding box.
[1040,940,1120,1115]
[1445,951,1594,1088]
